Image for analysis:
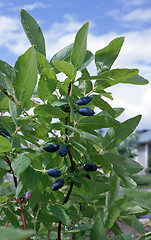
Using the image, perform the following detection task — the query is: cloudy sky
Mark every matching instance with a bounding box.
[0,0,151,129]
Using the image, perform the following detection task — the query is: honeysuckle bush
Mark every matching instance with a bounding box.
[0,9,150,240]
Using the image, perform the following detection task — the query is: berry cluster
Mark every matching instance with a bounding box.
[26,96,97,200]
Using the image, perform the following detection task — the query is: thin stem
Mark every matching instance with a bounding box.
[4,220,9,228]
[57,81,75,240]
[6,156,17,188]
[58,220,62,240]
[34,203,41,240]
[63,182,74,205]
[6,156,30,240]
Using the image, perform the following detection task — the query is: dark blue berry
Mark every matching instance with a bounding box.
[47,169,62,178]
[59,144,68,157]
[78,107,95,116]
[76,96,92,105]
[52,179,64,191]
[84,163,97,171]
[43,144,59,152]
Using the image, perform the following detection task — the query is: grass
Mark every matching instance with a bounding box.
[124,187,151,208]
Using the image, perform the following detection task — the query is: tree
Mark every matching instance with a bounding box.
[0,9,149,240]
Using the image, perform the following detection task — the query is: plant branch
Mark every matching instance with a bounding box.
[6,156,30,240]
[58,81,75,240]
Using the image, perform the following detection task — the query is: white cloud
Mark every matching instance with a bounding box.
[121,8,151,22]
[120,0,146,7]
[0,13,150,129]
[11,2,51,12]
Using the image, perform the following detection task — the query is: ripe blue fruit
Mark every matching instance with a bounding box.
[59,144,68,157]
[84,163,97,171]
[47,168,62,178]
[43,144,59,152]
[2,128,11,137]
[25,191,31,201]
[77,107,95,116]
[52,179,64,191]
[76,96,92,105]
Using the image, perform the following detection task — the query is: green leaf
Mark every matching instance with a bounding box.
[14,46,37,107]
[71,22,89,69]
[53,60,76,79]
[23,166,39,191]
[105,198,128,229]
[77,112,119,131]
[0,227,33,240]
[102,115,141,151]
[0,116,13,135]
[47,204,71,226]
[0,160,9,170]
[50,43,73,73]
[111,232,135,240]
[34,104,68,118]
[3,208,20,228]
[0,72,14,96]
[71,140,90,160]
[78,50,94,71]
[0,60,14,79]
[123,74,149,85]
[9,99,18,125]
[0,136,11,152]
[105,175,120,209]
[90,214,107,240]
[12,154,31,176]
[21,9,46,56]
[36,52,52,73]
[92,95,115,116]
[0,196,8,202]
[95,37,124,75]
[37,68,57,101]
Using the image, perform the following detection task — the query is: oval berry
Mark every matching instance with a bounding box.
[52,179,64,191]
[59,144,68,157]
[25,191,31,201]
[47,169,62,178]
[77,107,95,116]
[2,128,11,137]
[76,96,92,105]
[84,163,97,171]
[43,144,59,152]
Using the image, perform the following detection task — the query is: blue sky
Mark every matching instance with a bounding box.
[0,0,151,129]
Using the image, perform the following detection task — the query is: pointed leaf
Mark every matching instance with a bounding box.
[0,136,11,152]
[90,214,107,240]
[78,50,94,71]
[71,22,89,69]
[92,95,115,116]
[12,154,31,176]
[77,113,119,131]
[0,60,14,79]
[37,69,57,101]
[123,74,149,85]
[95,37,124,75]
[0,227,33,240]
[36,52,52,73]
[14,46,37,107]
[50,43,73,73]
[102,115,141,151]
[34,104,68,118]
[21,9,46,56]
[23,166,39,191]
[47,204,71,226]
[0,160,9,170]
[53,60,76,79]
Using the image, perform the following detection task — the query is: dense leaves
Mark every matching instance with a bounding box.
[0,9,149,240]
